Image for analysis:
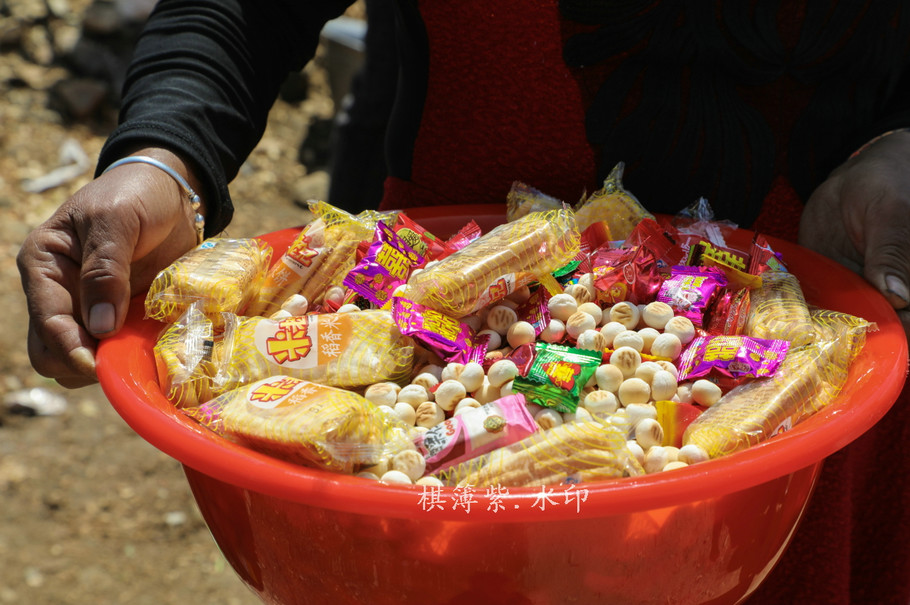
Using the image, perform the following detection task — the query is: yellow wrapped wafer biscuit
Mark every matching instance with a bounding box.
[440,420,644,488]
[153,303,221,408]
[573,162,655,237]
[145,237,271,325]
[399,208,580,318]
[184,375,411,473]
[215,310,414,394]
[744,270,815,347]
[683,308,874,458]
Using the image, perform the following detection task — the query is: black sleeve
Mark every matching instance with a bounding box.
[96,0,353,235]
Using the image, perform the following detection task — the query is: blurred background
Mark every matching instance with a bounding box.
[0,1,364,602]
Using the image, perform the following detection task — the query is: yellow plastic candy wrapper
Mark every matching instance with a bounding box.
[215,309,414,394]
[184,375,411,473]
[745,270,815,348]
[145,237,271,325]
[505,180,564,222]
[399,208,580,318]
[683,308,875,458]
[573,162,655,238]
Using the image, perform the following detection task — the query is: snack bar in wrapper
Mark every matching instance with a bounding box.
[440,420,644,488]
[153,303,219,408]
[745,270,815,347]
[184,375,411,473]
[683,308,875,458]
[215,310,414,394]
[399,208,580,318]
[145,237,271,325]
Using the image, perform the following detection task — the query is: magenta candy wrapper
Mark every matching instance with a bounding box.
[677,335,791,381]
[344,221,423,308]
[391,297,486,364]
[657,265,728,327]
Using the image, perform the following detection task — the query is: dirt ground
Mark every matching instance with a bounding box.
[0,14,350,605]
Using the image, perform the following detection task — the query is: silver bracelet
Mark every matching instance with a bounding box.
[103,155,205,244]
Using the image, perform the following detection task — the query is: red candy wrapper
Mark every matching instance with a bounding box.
[705,288,751,336]
[513,287,551,337]
[391,297,485,364]
[592,246,663,305]
[445,219,483,252]
[624,218,686,277]
[749,233,788,274]
[344,221,422,308]
[657,266,728,327]
[677,335,790,382]
[415,394,539,474]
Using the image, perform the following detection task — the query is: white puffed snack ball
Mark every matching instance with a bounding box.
[507,321,537,348]
[609,301,641,329]
[609,346,642,378]
[415,401,446,428]
[472,379,502,404]
[398,384,431,407]
[279,293,309,316]
[634,361,663,385]
[416,475,444,487]
[595,363,625,392]
[691,379,723,406]
[488,359,520,388]
[461,314,484,332]
[577,301,604,325]
[323,285,346,308]
[453,398,482,415]
[618,377,651,405]
[548,293,579,322]
[678,444,710,465]
[655,360,679,380]
[636,418,665,450]
[337,303,362,313]
[566,311,597,340]
[576,329,608,352]
[393,402,417,425]
[650,332,683,361]
[391,449,427,481]
[563,406,593,424]
[477,328,502,351]
[650,370,679,401]
[440,362,465,383]
[583,390,619,417]
[625,402,658,427]
[500,380,514,397]
[663,460,689,471]
[612,330,644,352]
[599,321,627,347]
[418,364,444,381]
[643,445,670,473]
[641,301,675,330]
[269,309,293,320]
[380,470,414,484]
[364,383,399,407]
[457,361,485,392]
[535,407,564,430]
[676,382,695,404]
[434,379,468,411]
[564,283,594,305]
[663,315,697,345]
[626,440,645,465]
[507,284,532,304]
[411,372,440,394]
[637,327,660,354]
[486,305,519,335]
[539,319,566,343]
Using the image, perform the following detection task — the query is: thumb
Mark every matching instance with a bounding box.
[860,204,910,311]
[77,210,139,339]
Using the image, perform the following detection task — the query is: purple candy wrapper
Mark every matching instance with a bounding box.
[677,335,790,381]
[392,297,484,364]
[657,265,727,327]
[344,221,423,308]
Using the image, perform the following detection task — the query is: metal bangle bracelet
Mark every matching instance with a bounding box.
[103,155,205,244]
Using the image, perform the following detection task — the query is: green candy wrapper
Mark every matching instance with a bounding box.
[512,343,602,413]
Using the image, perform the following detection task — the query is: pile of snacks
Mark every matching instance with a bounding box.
[148,163,875,488]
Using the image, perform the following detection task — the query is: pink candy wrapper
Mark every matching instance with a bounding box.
[344,221,422,307]
[391,297,485,364]
[415,394,539,473]
[677,335,790,382]
[657,266,727,327]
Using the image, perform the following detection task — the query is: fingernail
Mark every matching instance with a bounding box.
[70,346,96,374]
[885,275,910,309]
[88,303,116,334]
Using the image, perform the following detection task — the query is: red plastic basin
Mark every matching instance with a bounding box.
[97,204,908,605]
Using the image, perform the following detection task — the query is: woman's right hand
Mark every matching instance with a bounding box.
[17,148,205,388]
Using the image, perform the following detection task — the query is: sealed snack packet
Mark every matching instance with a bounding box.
[184,375,411,473]
[399,208,580,317]
[511,343,601,413]
[215,310,414,394]
[505,180,565,222]
[574,162,655,237]
[683,308,875,457]
[414,394,539,474]
[744,270,815,347]
[440,420,645,488]
[657,266,728,327]
[392,297,485,364]
[153,303,219,408]
[677,335,790,382]
[344,221,423,307]
[145,237,271,325]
